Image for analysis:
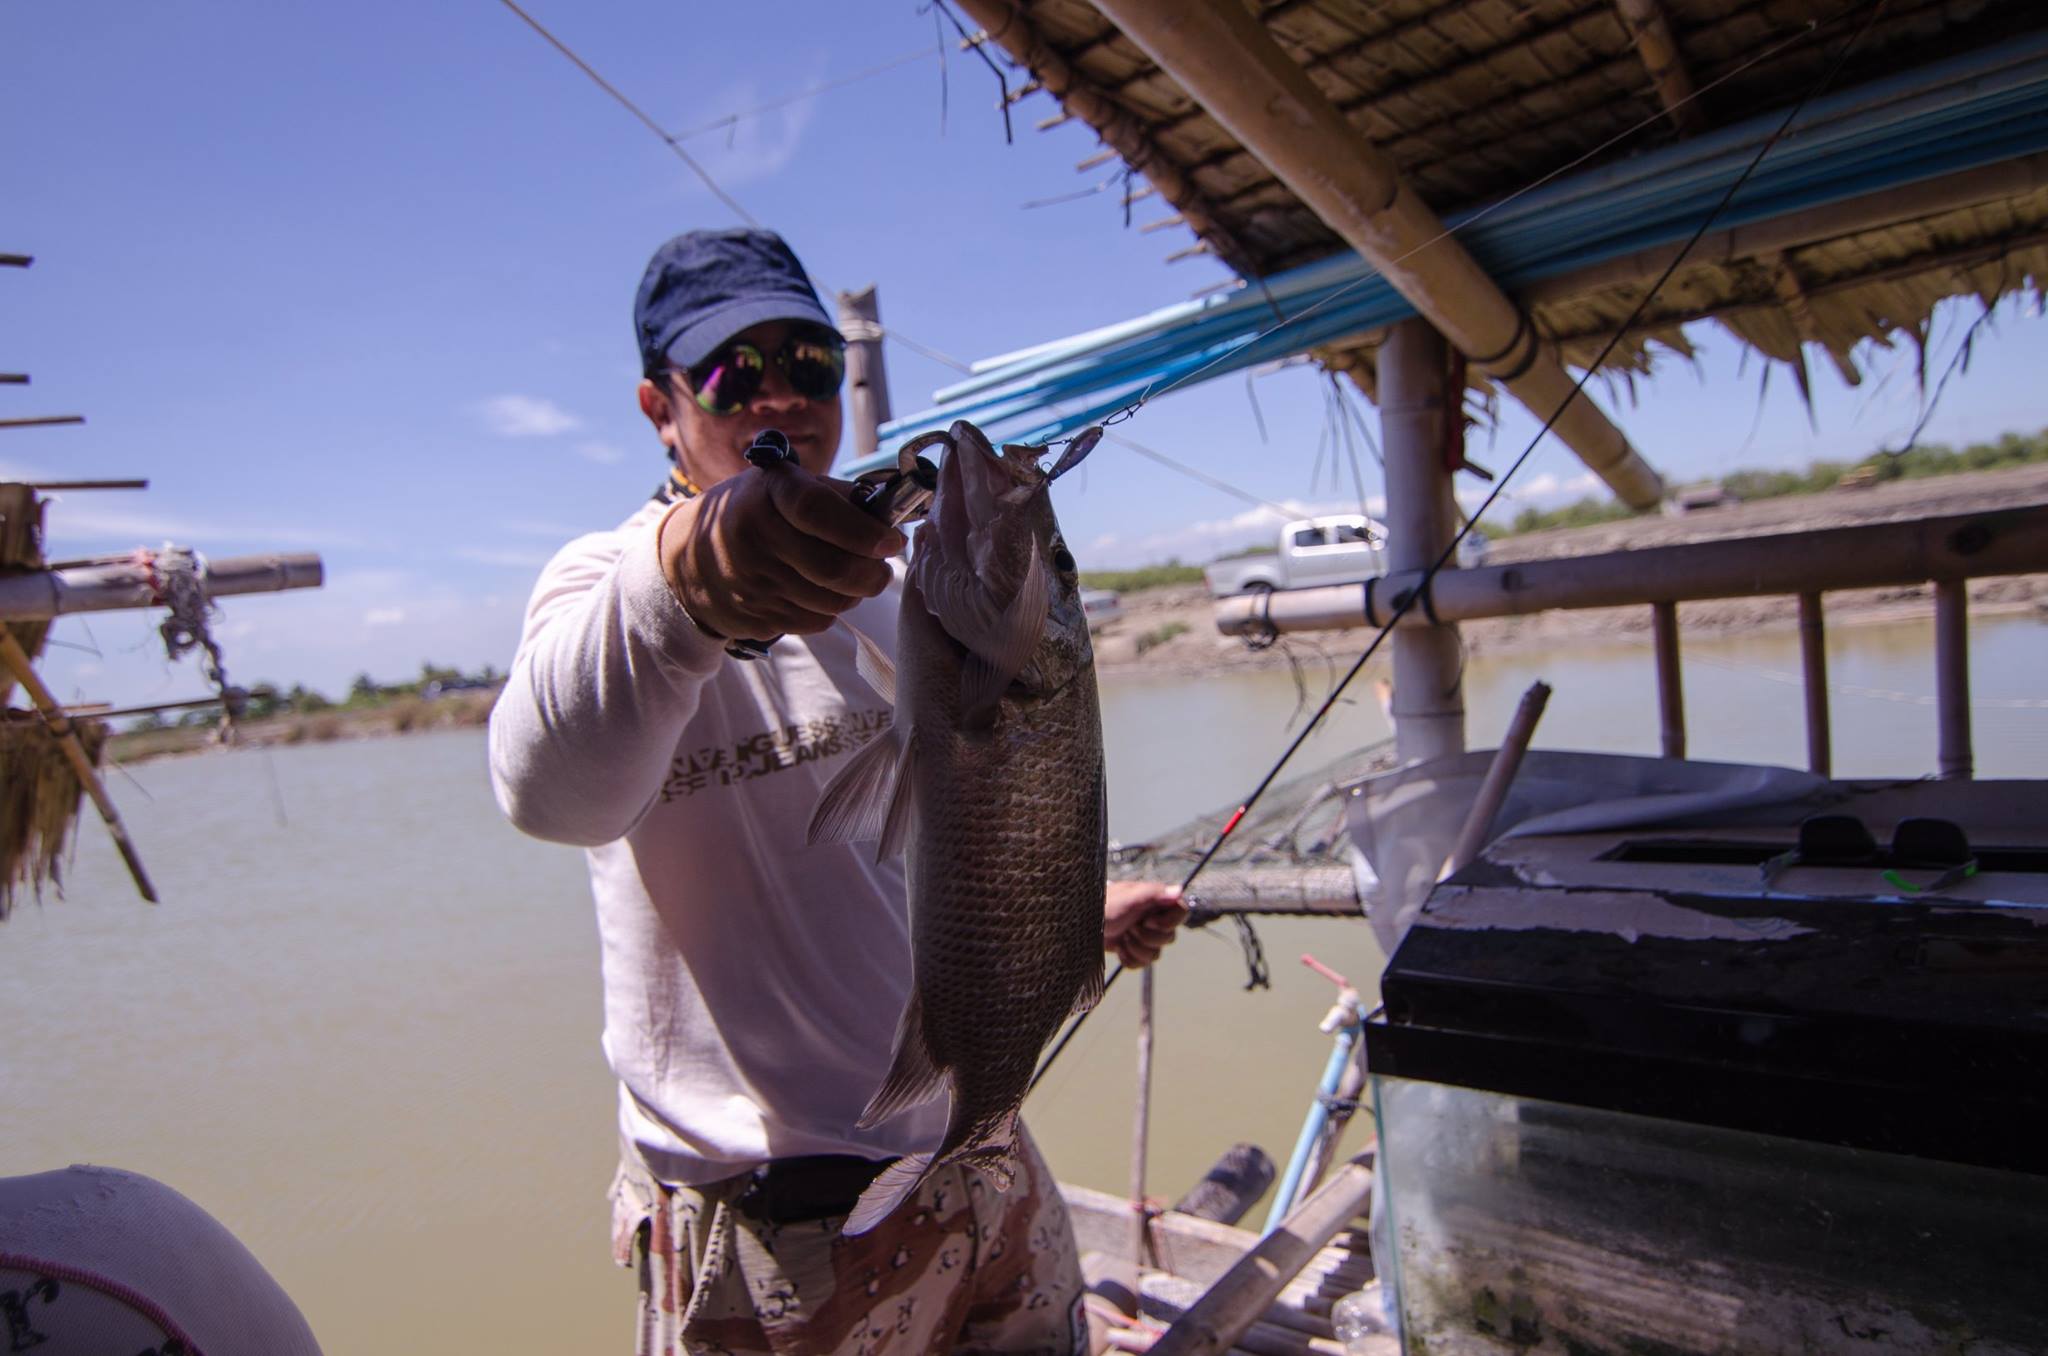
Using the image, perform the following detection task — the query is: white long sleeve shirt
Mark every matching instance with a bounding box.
[487,499,946,1187]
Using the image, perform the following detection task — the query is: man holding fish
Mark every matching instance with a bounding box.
[489,228,1187,1355]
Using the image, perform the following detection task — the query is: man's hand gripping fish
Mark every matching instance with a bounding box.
[809,418,1107,1236]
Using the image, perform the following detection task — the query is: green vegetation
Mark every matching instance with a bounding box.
[1477,427,2048,539]
[1079,562,1206,592]
[108,660,507,762]
[1134,621,1190,656]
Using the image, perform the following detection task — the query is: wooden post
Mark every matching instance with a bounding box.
[1935,579,1972,780]
[1146,1150,1377,1356]
[1441,680,1552,879]
[1131,966,1156,1271]
[0,627,156,901]
[1799,592,1831,777]
[836,286,892,460]
[1087,0,1664,508]
[1652,600,1685,759]
[1380,318,1465,768]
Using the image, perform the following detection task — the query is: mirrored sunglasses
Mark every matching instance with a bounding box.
[677,331,846,416]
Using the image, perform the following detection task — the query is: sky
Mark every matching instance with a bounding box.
[5,1,2047,710]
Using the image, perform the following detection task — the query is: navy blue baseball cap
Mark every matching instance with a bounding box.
[634,229,836,376]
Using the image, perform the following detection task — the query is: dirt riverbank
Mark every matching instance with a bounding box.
[107,689,497,763]
[1092,462,2048,680]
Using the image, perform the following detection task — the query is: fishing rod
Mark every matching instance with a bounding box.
[1028,0,1889,1096]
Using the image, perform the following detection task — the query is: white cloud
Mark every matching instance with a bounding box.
[474,394,581,438]
[675,73,822,189]
[364,607,406,626]
[1084,497,1363,569]
[40,504,368,552]
[575,441,626,465]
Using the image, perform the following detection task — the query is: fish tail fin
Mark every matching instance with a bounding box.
[857,989,951,1128]
[844,1153,934,1236]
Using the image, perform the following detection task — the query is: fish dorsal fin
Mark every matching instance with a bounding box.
[858,988,950,1128]
[841,618,897,706]
[957,540,1049,719]
[807,724,907,849]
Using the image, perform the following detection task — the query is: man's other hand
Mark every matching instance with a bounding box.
[660,461,905,642]
[1103,881,1188,970]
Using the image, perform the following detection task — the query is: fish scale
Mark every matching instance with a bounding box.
[807,419,1107,1236]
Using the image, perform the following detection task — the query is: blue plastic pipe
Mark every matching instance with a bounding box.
[1262,1020,1363,1236]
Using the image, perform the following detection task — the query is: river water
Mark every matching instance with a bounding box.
[3,614,2044,1352]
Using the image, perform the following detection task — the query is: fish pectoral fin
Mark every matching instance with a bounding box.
[859,988,950,1128]
[875,735,918,863]
[958,539,1050,718]
[841,618,897,706]
[807,725,906,848]
[1070,959,1107,1018]
[843,1153,933,1236]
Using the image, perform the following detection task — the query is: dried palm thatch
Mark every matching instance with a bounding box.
[0,482,97,916]
[974,0,2048,421]
[0,714,107,918]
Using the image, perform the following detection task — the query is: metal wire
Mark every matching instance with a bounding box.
[1029,0,1887,1094]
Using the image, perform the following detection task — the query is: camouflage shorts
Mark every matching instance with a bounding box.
[612,1129,1086,1356]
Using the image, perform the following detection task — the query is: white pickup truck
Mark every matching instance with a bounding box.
[1203,513,1390,597]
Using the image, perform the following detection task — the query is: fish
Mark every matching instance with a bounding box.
[808,418,1108,1236]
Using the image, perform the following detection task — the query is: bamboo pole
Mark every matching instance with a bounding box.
[1440,681,1552,880]
[951,0,1263,277]
[0,375,26,385]
[0,551,323,621]
[0,628,156,902]
[1088,0,1664,509]
[1935,579,1972,780]
[1214,504,2048,635]
[1613,0,1705,133]
[836,286,892,460]
[1131,966,1156,1271]
[1798,593,1831,777]
[24,480,148,492]
[0,416,85,431]
[1652,601,1685,759]
[1381,319,1465,768]
[0,255,31,268]
[1147,1151,1377,1356]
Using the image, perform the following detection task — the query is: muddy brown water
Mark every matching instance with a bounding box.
[3,615,2043,1353]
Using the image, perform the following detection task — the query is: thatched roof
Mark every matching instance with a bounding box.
[0,484,102,916]
[966,0,2048,398]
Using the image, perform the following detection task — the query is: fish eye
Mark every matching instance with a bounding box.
[1052,546,1076,573]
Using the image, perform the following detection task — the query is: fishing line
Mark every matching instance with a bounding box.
[1031,0,1887,1092]
[1038,12,1834,448]
[669,44,947,141]
[496,0,762,227]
